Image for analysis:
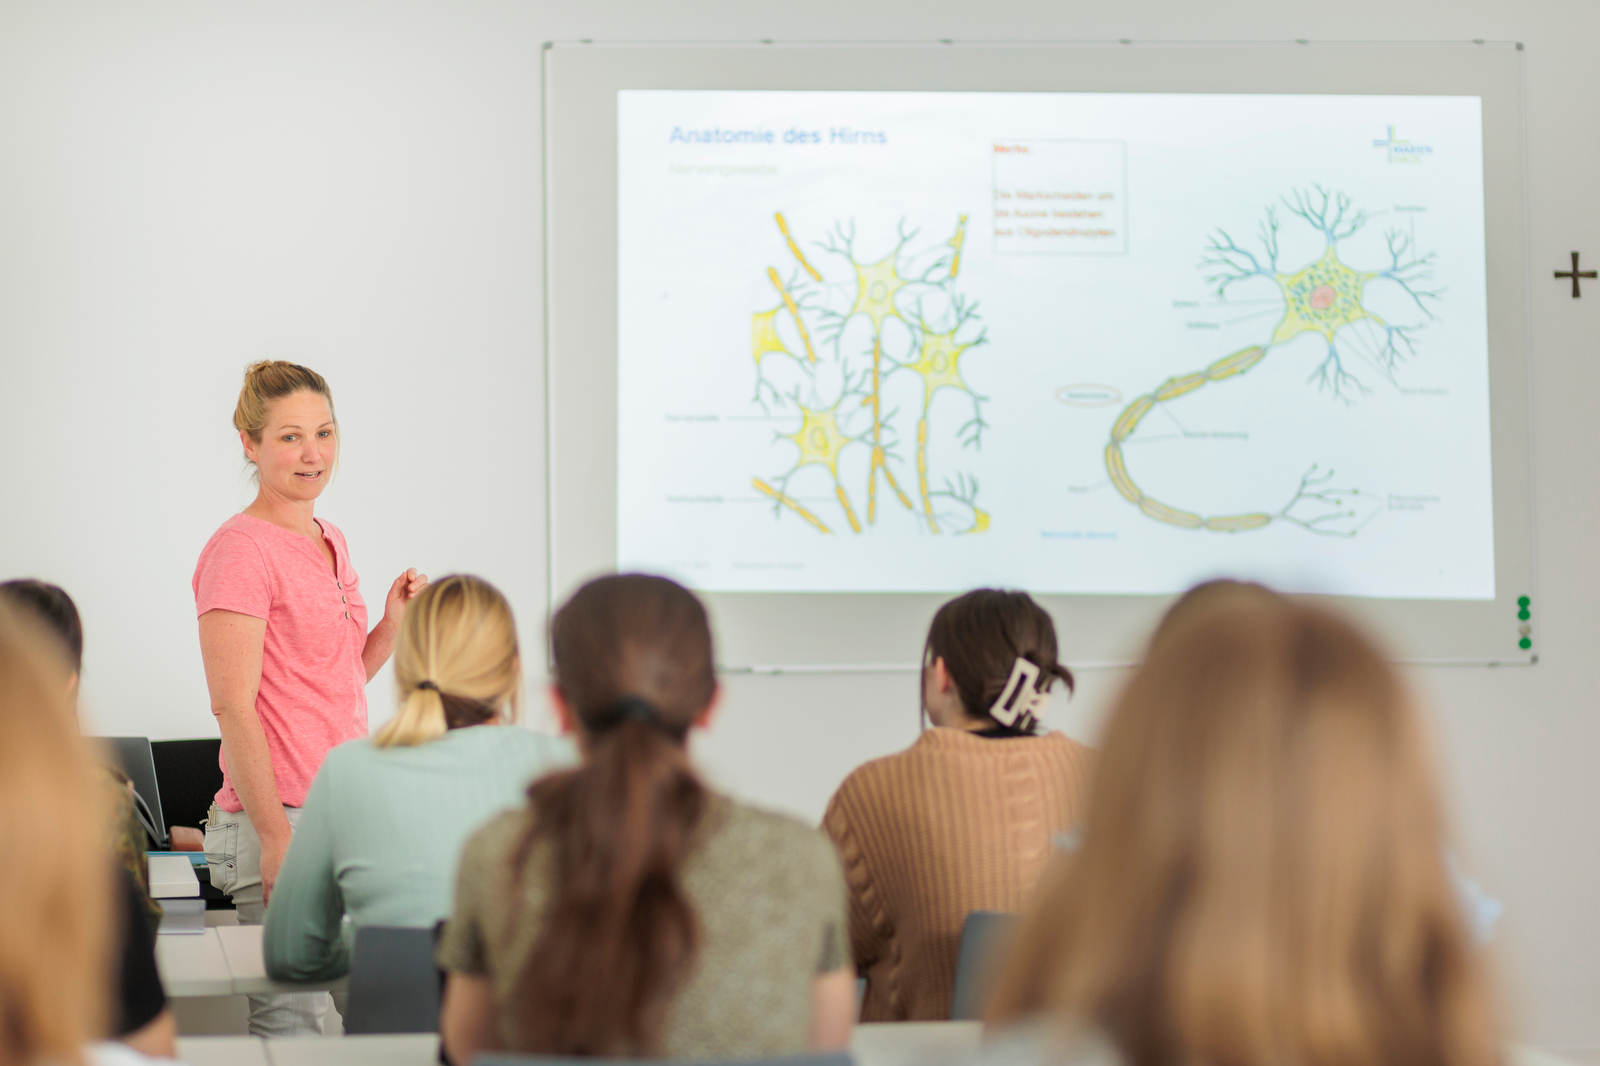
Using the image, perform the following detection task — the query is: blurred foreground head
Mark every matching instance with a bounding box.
[989,580,1499,1066]
[0,601,110,1065]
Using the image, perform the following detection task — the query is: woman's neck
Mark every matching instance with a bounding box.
[927,704,993,732]
[244,490,318,538]
[447,714,502,732]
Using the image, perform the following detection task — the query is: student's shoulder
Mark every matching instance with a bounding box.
[717,798,840,875]
[479,724,579,767]
[720,796,816,837]
[452,807,533,894]
[1036,729,1097,764]
[828,741,924,803]
[315,736,386,775]
[460,806,531,865]
[300,739,388,806]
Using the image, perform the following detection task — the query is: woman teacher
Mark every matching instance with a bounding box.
[195,361,427,1036]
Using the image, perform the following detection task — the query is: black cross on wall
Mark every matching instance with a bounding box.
[1555,251,1596,298]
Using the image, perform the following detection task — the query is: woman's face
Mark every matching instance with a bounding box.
[242,390,337,502]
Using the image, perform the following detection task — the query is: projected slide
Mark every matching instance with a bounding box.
[616,91,1492,598]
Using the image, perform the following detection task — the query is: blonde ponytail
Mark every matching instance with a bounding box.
[373,575,522,749]
[381,686,450,748]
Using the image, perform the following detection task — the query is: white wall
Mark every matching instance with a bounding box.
[1,0,1597,1053]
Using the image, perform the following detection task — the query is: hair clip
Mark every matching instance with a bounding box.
[990,657,1049,729]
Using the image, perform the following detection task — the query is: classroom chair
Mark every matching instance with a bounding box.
[342,925,442,1034]
[950,910,1020,1021]
[149,737,223,832]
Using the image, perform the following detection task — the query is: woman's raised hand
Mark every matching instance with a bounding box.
[385,568,429,624]
[363,569,430,682]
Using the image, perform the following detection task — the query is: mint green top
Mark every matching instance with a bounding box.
[263,725,574,981]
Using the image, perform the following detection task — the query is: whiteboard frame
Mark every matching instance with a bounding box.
[544,40,1535,668]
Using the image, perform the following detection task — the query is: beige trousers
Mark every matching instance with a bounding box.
[204,802,335,1037]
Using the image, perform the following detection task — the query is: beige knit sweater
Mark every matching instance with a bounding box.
[822,727,1094,1022]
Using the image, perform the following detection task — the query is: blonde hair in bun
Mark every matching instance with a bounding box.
[233,360,338,475]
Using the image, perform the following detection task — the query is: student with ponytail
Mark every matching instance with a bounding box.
[261,575,571,982]
[437,574,854,1063]
[823,588,1094,1021]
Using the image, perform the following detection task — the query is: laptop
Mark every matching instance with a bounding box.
[100,736,169,850]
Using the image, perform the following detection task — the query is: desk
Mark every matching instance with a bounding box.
[159,1032,1588,1066]
[267,1034,436,1066]
[148,854,201,898]
[155,929,232,998]
[170,1022,978,1066]
[174,1036,270,1066]
[854,1021,982,1065]
[157,925,346,998]
[217,925,348,995]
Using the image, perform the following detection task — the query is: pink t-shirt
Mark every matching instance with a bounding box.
[193,513,370,811]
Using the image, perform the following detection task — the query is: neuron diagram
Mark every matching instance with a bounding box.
[1105,186,1441,534]
[749,212,989,535]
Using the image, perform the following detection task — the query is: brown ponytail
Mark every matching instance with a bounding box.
[924,588,1074,732]
[508,574,715,1056]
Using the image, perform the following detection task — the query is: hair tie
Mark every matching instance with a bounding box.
[612,696,657,724]
[416,680,439,692]
[586,695,671,736]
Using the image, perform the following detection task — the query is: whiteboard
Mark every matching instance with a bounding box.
[544,41,1534,667]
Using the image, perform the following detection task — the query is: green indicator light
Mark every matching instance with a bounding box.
[1519,637,1532,650]
[1517,595,1530,608]
[1518,609,1531,621]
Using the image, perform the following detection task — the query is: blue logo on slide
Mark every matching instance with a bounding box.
[1372,125,1433,164]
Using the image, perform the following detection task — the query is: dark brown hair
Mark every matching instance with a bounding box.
[924,589,1073,732]
[508,574,715,1056]
[0,581,82,674]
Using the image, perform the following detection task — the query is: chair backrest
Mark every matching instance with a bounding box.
[150,738,223,832]
[343,925,442,1034]
[100,736,167,848]
[950,910,1021,1021]
[470,1049,857,1056]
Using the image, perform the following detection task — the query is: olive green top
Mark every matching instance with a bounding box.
[437,793,849,1060]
